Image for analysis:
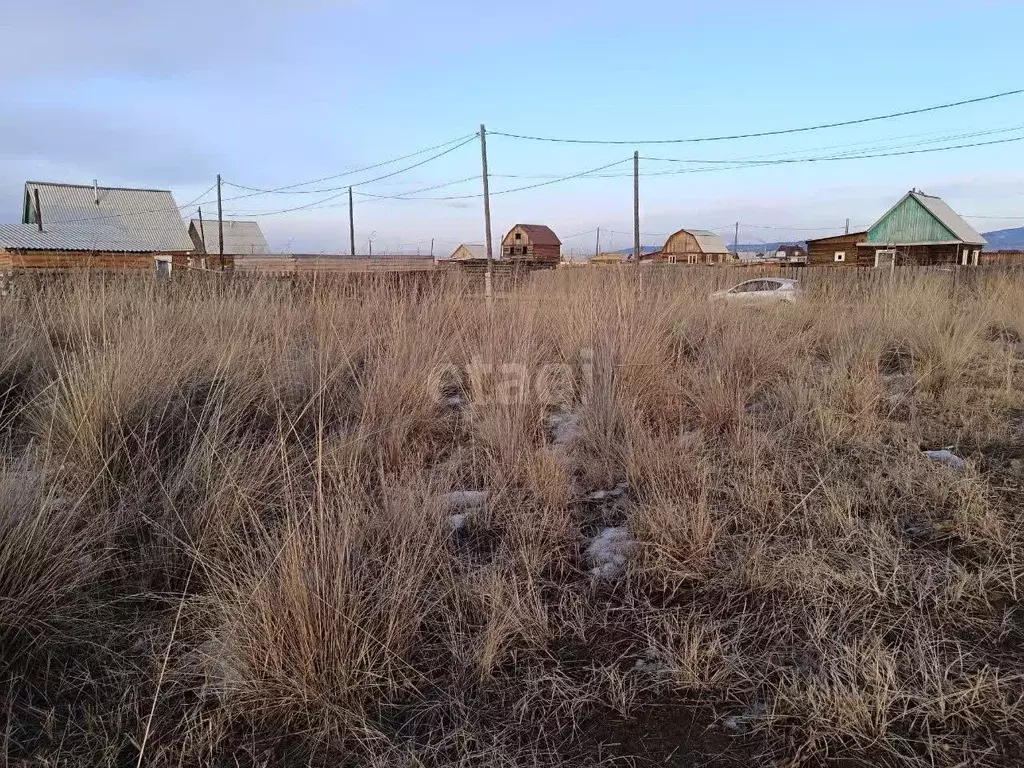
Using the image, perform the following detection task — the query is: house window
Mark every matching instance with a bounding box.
[962,248,970,266]
[514,233,522,241]
[972,249,980,266]
[875,249,896,269]
[834,251,846,262]
[667,255,677,264]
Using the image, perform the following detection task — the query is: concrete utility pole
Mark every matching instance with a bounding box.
[595,227,601,259]
[480,124,494,299]
[430,237,435,260]
[734,222,739,256]
[633,152,640,264]
[349,187,356,257]
[845,218,850,235]
[217,174,224,271]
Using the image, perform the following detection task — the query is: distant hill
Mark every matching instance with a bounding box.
[982,227,1024,251]
[615,245,662,257]
[730,242,792,253]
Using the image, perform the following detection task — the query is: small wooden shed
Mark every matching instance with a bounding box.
[501,224,561,262]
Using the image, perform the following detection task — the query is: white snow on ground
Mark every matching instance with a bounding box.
[441,490,487,533]
[447,513,470,533]
[586,525,635,579]
[442,490,487,509]
[923,449,966,471]
[548,409,581,447]
[587,482,628,503]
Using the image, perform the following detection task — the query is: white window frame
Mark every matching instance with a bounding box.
[961,248,971,266]
[972,249,980,266]
[667,255,677,264]
[875,249,896,269]
[834,250,846,262]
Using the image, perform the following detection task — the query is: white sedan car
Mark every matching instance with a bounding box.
[710,277,800,304]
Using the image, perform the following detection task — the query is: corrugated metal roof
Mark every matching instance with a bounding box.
[911,192,986,245]
[690,230,731,254]
[0,223,180,252]
[23,181,194,252]
[188,219,269,255]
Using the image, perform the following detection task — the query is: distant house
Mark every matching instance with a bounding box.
[774,244,807,263]
[805,232,869,266]
[642,228,732,264]
[188,219,269,256]
[449,244,487,261]
[501,224,561,262]
[591,252,625,265]
[1,181,195,272]
[858,190,986,267]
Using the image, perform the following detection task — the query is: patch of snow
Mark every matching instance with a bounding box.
[548,409,582,446]
[586,525,635,579]
[923,449,966,471]
[442,490,487,510]
[587,482,629,503]
[722,715,747,733]
[448,513,471,533]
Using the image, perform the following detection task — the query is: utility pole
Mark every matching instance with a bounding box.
[480,124,494,299]
[216,174,224,271]
[845,218,850,235]
[349,186,355,257]
[595,227,601,259]
[430,237,435,260]
[633,152,640,264]
[734,222,739,257]
[198,207,206,269]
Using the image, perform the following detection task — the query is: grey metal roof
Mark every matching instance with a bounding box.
[188,219,269,255]
[23,181,194,252]
[690,230,731,254]
[911,192,986,245]
[0,223,182,252]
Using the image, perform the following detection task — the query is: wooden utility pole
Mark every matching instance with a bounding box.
[480,124,494,299]
[633,152,640,264]
[734,222,739,256]
[197,207,206,269]
[216,174,224,271]
[595,227,601,259]
[845,218,850,235]
[349,187,355,257]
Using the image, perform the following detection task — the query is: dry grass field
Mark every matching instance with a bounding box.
[2,267,1024,767]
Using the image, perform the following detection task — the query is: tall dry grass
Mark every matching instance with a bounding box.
[1,267,1024,766]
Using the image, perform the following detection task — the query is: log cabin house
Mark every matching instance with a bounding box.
[642,228,732,264]
[858,190,985,267]
[3,181,197,273]
[501,224,561,262]
[805,231,868,266]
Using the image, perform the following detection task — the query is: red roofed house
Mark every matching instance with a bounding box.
[501,224,561,263]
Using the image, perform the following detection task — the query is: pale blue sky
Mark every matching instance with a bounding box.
[1,0,1022,253]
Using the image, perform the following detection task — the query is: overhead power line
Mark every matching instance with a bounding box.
[223,137,478,215]
[223,133,477,196]
[637,134,1024,174]
[490,89,1024,145]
